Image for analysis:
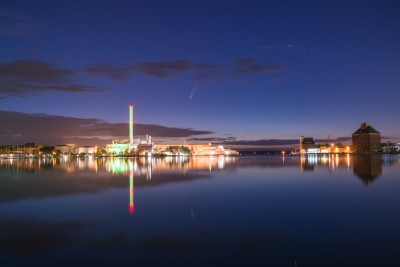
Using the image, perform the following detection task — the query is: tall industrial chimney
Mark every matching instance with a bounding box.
[129,104,134,145]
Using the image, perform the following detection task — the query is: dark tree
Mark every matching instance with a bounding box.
[40,146,54,154]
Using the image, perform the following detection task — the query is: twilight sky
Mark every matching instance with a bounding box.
[1,0,399,148]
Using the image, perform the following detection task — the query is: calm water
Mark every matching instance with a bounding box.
[0,155,400,267]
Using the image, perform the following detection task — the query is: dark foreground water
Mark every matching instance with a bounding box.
[0,154,399,267]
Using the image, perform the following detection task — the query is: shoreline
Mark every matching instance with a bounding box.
[1,152,400,160]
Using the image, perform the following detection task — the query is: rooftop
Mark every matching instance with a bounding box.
[352,122,380,135]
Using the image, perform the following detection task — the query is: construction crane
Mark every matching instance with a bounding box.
[326,134,330,146]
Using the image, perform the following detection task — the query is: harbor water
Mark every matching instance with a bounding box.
[0,154,399,267]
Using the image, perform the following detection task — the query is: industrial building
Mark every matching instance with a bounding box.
[300,136,316,153]
[105,105,153,156]
[352,123,381,152]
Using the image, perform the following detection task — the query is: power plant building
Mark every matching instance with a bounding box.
[352,122,381,152]
[105,105,153,156]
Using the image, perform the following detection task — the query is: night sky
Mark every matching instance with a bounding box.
[1,0,399,148]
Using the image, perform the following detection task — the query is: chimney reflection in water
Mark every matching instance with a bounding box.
[129,161,134,214]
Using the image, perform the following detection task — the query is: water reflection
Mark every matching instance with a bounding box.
[300,153,352,172]
[129,161,134,214]
[1,155,396,185]
[1,155,400,266]
[353,155,382,186]
[0,156,238,205]
[0,156,241,177]
[0,155,398,206]
[0,156,237,175]
[300,154,386,186]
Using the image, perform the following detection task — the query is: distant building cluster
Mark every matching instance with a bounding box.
[0,142,239,159]
[0,143,98,158]
[299,136,351,154]
[0,105,238,159]
[298,122,398,154]
[101,105,238,157]
[0,104,397,158]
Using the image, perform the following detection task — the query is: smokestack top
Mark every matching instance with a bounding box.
[129,104,134,145]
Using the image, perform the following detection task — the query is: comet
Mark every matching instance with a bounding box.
[189,84,198,100]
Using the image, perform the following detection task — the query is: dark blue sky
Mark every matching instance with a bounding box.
[1,0,399,146]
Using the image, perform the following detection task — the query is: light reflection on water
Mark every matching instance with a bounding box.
[0,154,400,267]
